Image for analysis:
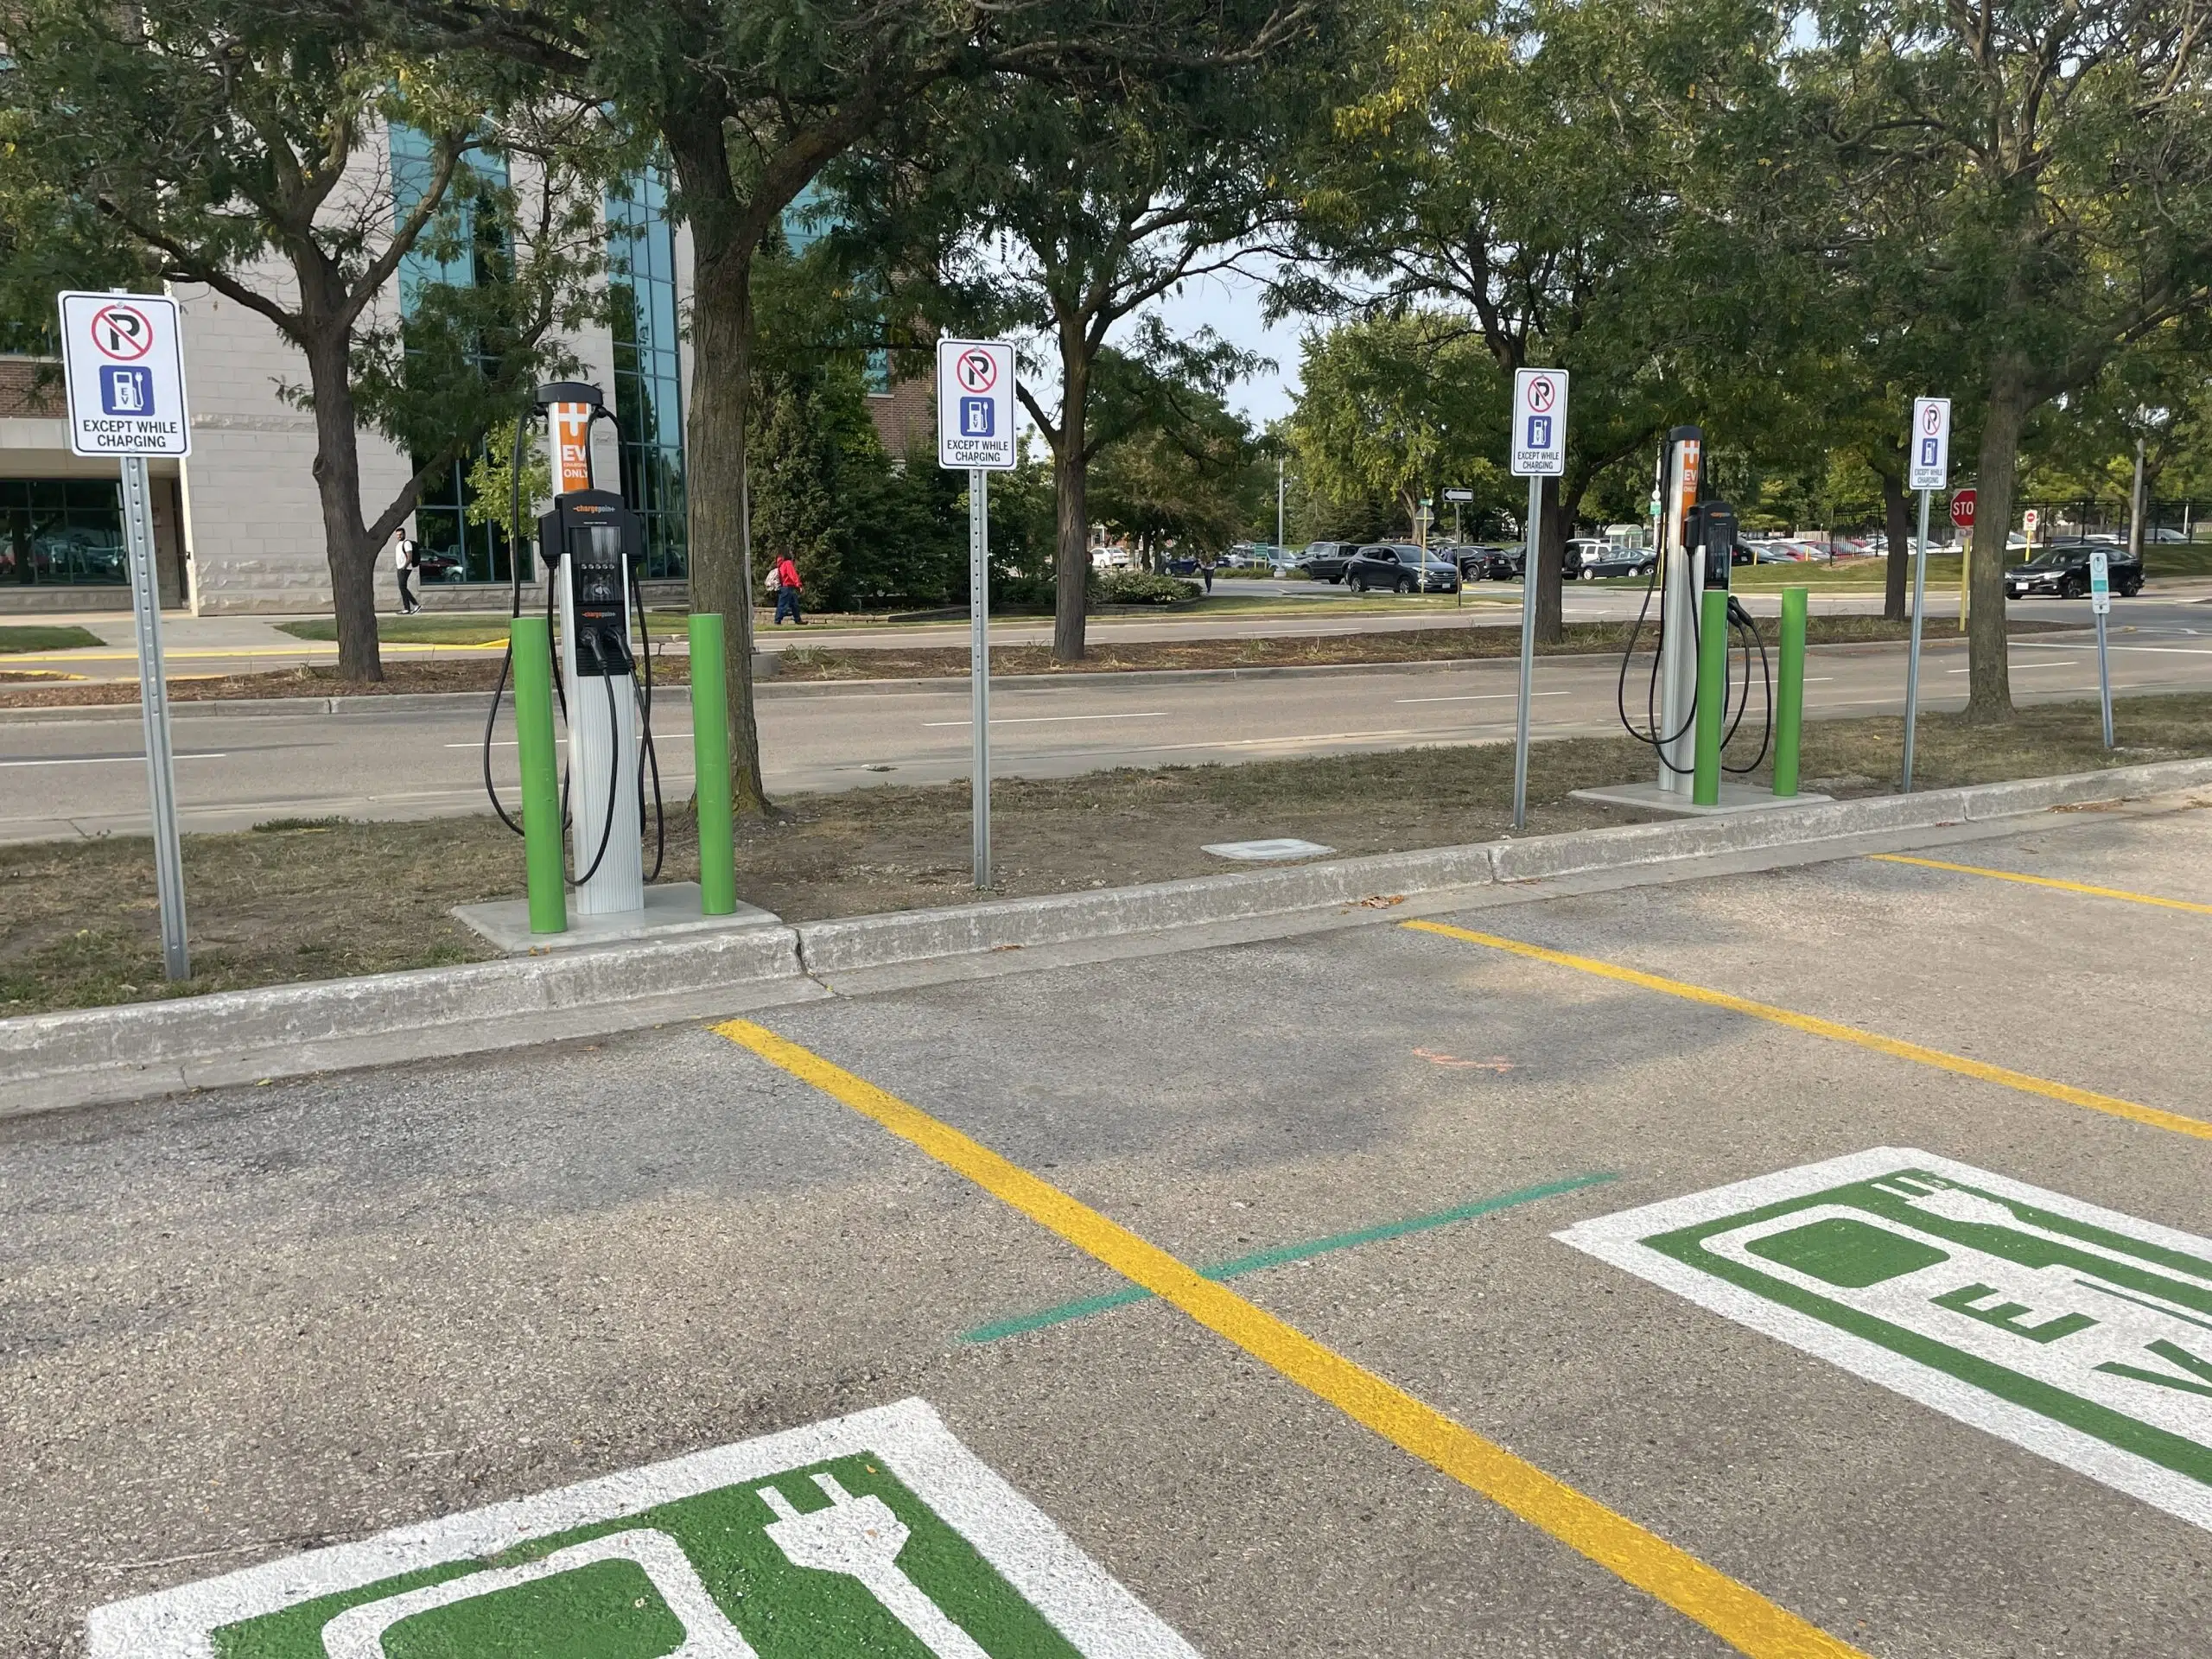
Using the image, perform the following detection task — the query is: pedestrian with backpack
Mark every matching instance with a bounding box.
[391,526,421,615]
[772,553,804,626]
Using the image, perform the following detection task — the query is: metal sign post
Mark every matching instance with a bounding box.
[1901,397,1950,792]
[60,289,193,978]
[1509,369,1568,830]
[938,338,1017,887]
[1951,489,1976,632]
[969,468,991,886]
[2090,548,2114,748]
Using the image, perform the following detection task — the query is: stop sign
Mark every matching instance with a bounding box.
[1950,489,1976,528]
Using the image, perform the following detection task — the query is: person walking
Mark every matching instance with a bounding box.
[1200,555,1216,594]
[772,553,804,626]
[391,526,421,614]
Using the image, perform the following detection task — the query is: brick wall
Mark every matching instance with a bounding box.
[0,359,63,418]
[867,371,933,459]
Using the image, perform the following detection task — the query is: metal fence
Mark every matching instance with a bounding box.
[2016,499,2202,544]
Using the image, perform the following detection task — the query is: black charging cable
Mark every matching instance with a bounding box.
[628,557,666,882]
[1722,594,1773,774]
[1616,552,1703,770]
[482,413,533,835]
[569,631,623,887]
[1617,558,1777,776]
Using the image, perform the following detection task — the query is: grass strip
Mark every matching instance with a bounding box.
[0,624,102,653]
[3,690,2206,1017]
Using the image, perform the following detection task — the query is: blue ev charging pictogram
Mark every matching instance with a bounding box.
[101,365,155,416]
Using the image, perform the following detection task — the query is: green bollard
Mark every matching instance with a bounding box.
[1693,587,1729,806]
[511,613,566,934]
[1773,585,1808,798]
[690,613,737,916]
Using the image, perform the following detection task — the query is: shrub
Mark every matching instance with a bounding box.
[1095,569,1199,606]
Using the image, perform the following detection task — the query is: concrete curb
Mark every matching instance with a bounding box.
[2,925,806,1117]
[798,842,1501,976]
[6,754,2210,1118]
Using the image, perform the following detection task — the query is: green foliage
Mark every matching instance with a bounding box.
[463,421,550,551]
[1094,569,1199,605]
[0,0,613,677]
[1287,315,1509,537]
[1090,381,1255,561]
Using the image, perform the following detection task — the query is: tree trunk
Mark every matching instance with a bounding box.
[1535,474,1568,645]
[1881,468,1911,623]
[669,110,770,814]
[1052,337,1091,664]
[686,238,770,812]
[1967,365,2030,721]
[302,324,383,683]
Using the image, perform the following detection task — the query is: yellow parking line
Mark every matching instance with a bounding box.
[712,1017,1865,1659]
[1869,853,2212,917]
[1404,919,2212,1143]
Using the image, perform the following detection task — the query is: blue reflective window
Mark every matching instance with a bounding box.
[391,124,526,585]
[607,169,688,580]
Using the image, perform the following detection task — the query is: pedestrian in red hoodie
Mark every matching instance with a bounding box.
[772,554,804,625]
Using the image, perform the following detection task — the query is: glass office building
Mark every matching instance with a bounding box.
[0,479,126,587]
[607,170,687,579]
[391,125,523,585]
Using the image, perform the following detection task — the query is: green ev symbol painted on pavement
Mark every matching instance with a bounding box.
[89,1401,1202,1659]
[1560,1148,2212,1532]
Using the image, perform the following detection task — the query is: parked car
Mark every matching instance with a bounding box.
[2005,540,2144,599]
[1163,555,1199,575]
[1453,543,1524,582]
[1570,538,1657,580]
[1301,541,1363,582]
[1345,543,1461,593]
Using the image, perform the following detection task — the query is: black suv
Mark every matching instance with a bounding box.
[1345,543,1460,593]
[2005,541,2144,600]
[1452,543,1524,582]
[1302,541,1362,582]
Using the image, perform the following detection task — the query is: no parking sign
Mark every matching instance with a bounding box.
[59,290,191,456]
[937,339,1015,471]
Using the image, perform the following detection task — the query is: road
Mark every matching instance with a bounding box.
[9,793,2209,1655]
[6,612,2212,840]
[14,577,2204,681]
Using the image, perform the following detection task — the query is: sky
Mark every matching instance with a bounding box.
[1129,267,1310,431]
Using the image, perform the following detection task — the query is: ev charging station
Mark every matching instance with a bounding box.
[458,378,759,950]
[1652,426,1709,794]
[543,483,647,913]
[1573,423,1821,815]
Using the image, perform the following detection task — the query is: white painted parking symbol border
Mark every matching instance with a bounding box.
[87,1396,1200,1658]
[1558,1148,2212,1533]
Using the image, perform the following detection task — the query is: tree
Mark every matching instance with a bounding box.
[1811,0,2212,716]
[1090,382,1255,563]
[885,61,1300,660]
[0,0,605,677]
[1284,315,1503,537]
[1293,0,1808,639]
[406,0,1316,807]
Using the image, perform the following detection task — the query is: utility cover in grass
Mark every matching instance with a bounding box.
[1201,837,1335,861]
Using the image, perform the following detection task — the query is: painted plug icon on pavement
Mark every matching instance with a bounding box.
[759,1473,988,1658]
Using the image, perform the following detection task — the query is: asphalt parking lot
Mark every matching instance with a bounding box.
[5,796,2210,1656]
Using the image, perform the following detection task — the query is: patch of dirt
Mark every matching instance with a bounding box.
[6,690,2203,1016]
